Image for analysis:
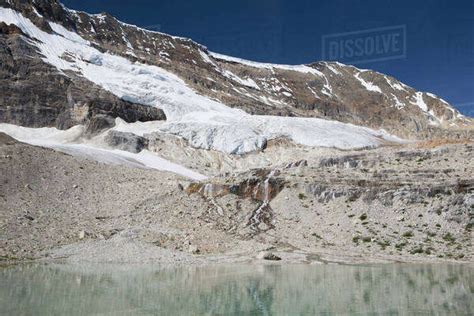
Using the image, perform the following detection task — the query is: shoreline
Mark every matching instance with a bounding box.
[2,247,472,267]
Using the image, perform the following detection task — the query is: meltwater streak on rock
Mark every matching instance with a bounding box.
[247,169,279,234]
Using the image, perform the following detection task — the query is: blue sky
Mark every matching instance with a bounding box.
[62,0,474,115]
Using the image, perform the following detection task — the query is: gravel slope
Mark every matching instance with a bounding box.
[1,133,472,264]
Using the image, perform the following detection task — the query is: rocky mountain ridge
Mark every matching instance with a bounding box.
[0,0,472,144]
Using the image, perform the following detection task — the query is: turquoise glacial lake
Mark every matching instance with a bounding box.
[1,263,472,315]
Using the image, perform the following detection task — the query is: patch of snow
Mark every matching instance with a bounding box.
[120,28,134,51]
[428,110,442,125]
[32,7,42,18]
[210,51,324,75]
[355,71,382,93]
[72,12,82,24]
[158,51,170,60]
[117,19,196,46]
[384,76,408,92]
[199,49,217,68]
[426,92,451,106]
[48,21,89,45]
[390,93,405,109]
[0,123,207,181]
[200,50,261,90]
[307,86,320,99]
[94,13,107,24]
[222,69,260,90]
[258,95,285,107]
[412,92,428,112]
[324,62,342,75]
[424,93,464,121]
[321,77,333,96]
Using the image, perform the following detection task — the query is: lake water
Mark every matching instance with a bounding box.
[1,263,472,315]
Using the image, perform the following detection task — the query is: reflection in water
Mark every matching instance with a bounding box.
[0,264,473,315]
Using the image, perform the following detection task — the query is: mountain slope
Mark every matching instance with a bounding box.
[0,0,473,265]
[0,0,472,156]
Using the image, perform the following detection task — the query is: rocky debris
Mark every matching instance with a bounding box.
[0,132,16,145]
[284,160,308,169]
[319,155,362,168]
[188,245,200,254]
[104,130,149,153]
[0,134,473,263]
[188,169,288,237]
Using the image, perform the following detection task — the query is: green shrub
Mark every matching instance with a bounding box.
[410,246,424,254]
[395,241,407,250]
[377,240,390,250]
[442,233,456,243]
[466,223,473,232]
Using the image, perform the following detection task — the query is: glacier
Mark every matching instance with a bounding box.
[0,8,403,155]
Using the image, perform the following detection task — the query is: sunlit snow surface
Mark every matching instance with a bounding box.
[0,124,207,180]
[0,8,403,155]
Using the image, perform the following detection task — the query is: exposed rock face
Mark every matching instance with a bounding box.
[0,0,472,141]
[183,141,473,260]
[187,169,286,236]
[187,169,285,202]
[305,147,474,209]
[0,2,166,133]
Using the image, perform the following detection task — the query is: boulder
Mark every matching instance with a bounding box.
[104,130,149,153]
[257,251,281,261]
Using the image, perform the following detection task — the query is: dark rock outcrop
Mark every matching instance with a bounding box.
[187,169,285,202]
[0,29,166,133]
[104,130,149,153]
